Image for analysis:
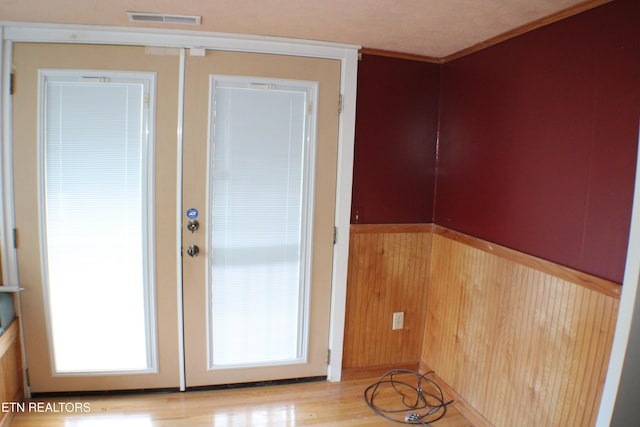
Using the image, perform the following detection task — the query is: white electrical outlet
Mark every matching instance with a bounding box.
[392,312,404,330]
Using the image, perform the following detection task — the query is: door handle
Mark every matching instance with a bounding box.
[186,244,200,257]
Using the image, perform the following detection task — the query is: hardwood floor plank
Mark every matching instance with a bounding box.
[11,378,473,426]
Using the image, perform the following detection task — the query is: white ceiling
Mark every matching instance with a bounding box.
[0,0,602,58]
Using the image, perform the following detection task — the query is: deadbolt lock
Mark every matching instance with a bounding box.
[186,219,199,233]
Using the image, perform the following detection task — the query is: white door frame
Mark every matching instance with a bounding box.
[596,125,640,426]
[0,22,358,387]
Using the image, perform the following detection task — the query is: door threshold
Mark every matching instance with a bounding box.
[31,387,181,399]
[30,376,328,398]
[186,376,327,392]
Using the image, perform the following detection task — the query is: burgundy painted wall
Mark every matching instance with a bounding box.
[434,0,640,282]
[351,54,440,224]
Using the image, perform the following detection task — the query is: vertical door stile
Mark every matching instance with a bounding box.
[176,47,187,392]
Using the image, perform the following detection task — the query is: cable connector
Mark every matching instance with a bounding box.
[405,413,421,421]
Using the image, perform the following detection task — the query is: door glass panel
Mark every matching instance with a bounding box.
[209,77,317,368]
[41,71,156,373]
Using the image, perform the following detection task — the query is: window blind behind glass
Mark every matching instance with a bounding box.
[210,85,308,366]
[44,80,151,372]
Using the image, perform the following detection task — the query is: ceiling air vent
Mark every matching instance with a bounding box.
[126,12,202,26]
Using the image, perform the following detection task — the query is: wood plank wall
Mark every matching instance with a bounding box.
[421,227,620,427]
[342,224,433,373]
[343,224,620,425]
[0,319,23,427]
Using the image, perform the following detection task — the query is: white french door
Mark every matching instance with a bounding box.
[13,43,341,392]
[181,50,341,386]
[13,43,181,392]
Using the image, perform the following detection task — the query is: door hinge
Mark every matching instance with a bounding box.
[326,349,331,365]
[12,228,17,249]
[338,94,343,114]
[333,226,337,245]
[25,368,30,387]
[10,72,15,95]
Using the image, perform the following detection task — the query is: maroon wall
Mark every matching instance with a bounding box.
[434,0,640,282]
[351,54,440,224]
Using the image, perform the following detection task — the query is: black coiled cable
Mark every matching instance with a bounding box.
[363,369,454,425]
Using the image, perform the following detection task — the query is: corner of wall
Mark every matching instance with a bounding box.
[430,64,444,224]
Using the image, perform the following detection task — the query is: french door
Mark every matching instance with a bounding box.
[13,43,340,392]
[13,43,182,393]
[181,51,340,386]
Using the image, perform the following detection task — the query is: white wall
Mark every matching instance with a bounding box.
[597,126,640,426]
[610,276,640,425]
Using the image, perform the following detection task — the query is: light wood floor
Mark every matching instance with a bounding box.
[11,377,474,426]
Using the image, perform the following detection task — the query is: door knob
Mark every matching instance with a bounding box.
[186,244,200,257]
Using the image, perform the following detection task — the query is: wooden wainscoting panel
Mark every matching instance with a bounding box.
[432,226,620,298]
[0,319,24,427]
[420,362,494,427]
[422,232,619,427]
[343,225,432,370]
